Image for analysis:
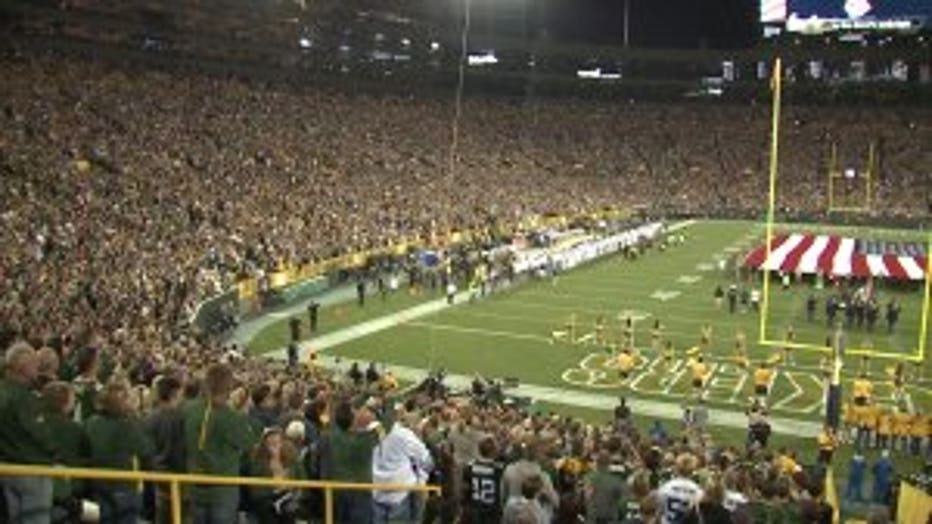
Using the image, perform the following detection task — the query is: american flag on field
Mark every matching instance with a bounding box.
[744,233,928,281]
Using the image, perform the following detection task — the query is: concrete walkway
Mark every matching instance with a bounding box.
[228,282,358,346]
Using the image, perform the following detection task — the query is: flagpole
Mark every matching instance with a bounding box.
[759,57,782,345]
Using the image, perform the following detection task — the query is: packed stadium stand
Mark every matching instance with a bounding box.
[0,1,930,524]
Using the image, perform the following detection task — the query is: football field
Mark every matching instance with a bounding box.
[249,220,931,423]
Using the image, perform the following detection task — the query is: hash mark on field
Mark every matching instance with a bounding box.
[696,263,715,272]
[650,290,681,302]
[729,373,748,403]
[661,364,687,394]
[629,357,662,392]
[405,321,548,343]
[799,374,826,414]
[773,371,804,410]
[723,246,741,253]
[676,275,702,285]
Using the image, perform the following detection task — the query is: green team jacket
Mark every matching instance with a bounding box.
[85,412,154,492]
[183,399,257,503]
[0,378,56,465]
[45,411,90,501]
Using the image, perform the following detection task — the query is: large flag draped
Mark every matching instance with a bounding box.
[744,233,927,281]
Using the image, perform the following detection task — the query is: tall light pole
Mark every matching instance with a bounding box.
[623,0,630,48]
[448,0,470,181]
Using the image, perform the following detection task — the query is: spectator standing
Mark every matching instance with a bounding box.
[322,400,378,524]
[656,454,703,524]
[460,437,505,524]
[85,380,155,524]
[0,343,56,524]
[42,381,89,523]
[144,375,186,524]
[502,441,559,516]
[502,475,548,524]
[249,427,302,524]
[184,363,257,524]
[683,476,731,524]
[372,408,434,523]
[583,451,625,524]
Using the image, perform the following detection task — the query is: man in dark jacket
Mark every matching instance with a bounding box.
[42,381,89,523]
[0,342,57,524]
[145,375,186,524]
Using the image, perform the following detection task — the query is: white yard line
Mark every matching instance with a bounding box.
[730,373,748,404]
[406,320,551,343]
[773,371,804,410]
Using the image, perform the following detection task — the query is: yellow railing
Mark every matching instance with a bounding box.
[0,464,440,524]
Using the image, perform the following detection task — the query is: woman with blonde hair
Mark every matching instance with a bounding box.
[249,426,303,524]
[683,474,732,524]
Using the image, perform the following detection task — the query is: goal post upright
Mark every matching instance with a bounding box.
[827,142,837,211]
[865,141,875,209]
[917,234,931,364]
[758,62,923,362]
[759,57,782,347]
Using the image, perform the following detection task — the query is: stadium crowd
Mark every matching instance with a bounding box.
[2,339,858,524]
[0,53,928,523]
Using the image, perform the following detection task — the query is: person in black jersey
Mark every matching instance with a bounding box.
[461,437,505,524]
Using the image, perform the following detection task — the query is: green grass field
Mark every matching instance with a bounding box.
[250,220,931,423]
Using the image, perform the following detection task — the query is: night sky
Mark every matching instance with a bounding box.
[421,0,760,49]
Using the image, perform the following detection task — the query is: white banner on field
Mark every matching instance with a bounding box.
[512,222,664,274]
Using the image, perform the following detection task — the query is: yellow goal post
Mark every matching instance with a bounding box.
[757,57,929,363]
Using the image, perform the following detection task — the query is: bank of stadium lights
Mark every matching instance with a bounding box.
[429,42,441,52]
[467,51,498,66]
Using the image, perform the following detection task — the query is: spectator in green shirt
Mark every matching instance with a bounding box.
[184,363,257,524]
[0,342,56,524]
[41,381,90,523]
[85,380,155,524]
[321,399,379,524]
[583,451,625,524]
